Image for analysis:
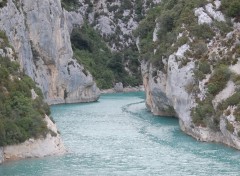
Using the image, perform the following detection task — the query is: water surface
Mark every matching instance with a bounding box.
[0,92,240,175]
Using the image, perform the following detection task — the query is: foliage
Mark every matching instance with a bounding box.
[191,96,215,127]
[71,24,142,89]
[213,21,232,35]
[189,23,214,40]
[234,105,240,122]
[61,0,80,11]
[221,0,240,19]
[199,61,211,74]
[135,0,210,62]
[207,65,231,96]
[0,0,7,8]
[0,33,50,146]
[193,60,211,81]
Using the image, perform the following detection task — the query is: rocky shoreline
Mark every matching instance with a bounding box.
[0,115,66,164]
[101,83,144,94]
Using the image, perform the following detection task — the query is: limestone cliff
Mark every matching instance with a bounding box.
[139,0,240,149]
[0,0,100,104]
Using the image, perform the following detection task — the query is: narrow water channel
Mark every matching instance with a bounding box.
[0,92,240,176]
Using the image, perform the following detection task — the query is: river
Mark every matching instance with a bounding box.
[0,92,240,175]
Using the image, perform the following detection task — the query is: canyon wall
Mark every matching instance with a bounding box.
[0,0,100,105]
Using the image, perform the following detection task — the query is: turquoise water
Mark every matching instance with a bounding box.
[1,92,240,175]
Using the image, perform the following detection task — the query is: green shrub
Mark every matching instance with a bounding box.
[190,23,214,40]
[191,41,208,58]
[235,44,240,58]
[213,21,233,35]
[0,0,7,9]
[207,65,231,96]
[226,92,240,106]
[199,61,211,74]
[61,0,80,11]
[0,33,50,146]
[226,120,234,133]
[194,69,205,80]
[191,98,214,127]
[234,105,240,122]
[221,0,240,18]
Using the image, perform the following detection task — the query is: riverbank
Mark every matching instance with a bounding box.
[0,115,66,164]
[101,85,144,94]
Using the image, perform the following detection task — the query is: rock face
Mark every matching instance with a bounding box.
[142,25,240,149]
[78,0,160,50]
[0,115,66,164]
[142,57,194,118]
[140,1,240,149]
[114,82,124,92]
[0,148,3,164]
[0,0,100,105]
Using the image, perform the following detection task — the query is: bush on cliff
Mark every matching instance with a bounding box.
[207,65,231,96]
[221,0,240,19]
[135,0,212,61]
[0,32,50,146]
[61,0,80,11]
[0,0,7,8]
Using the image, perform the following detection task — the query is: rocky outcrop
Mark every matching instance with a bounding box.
[114,82,124,92]
[0,148,3,164]
[0,115,66,164]
[141,55,194,118]
[140,1,240,149]
[0,0,100,105]
[142,26,240,149]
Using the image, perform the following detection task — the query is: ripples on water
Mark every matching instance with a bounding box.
[1,92,240,176]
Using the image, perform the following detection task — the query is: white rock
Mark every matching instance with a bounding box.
[230,59,240,74]
[31,89,38,100]
[214,0,221,9]
[205,3,225,22]
[0,147,3,164]
[95,16,115,35]
[194,7,213,25]
[153,23,160,42]
[175,44,189,58]
[114,82,123,92]
[198,74,211,101]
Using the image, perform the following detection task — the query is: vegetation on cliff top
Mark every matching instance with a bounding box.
[135,0,212,61]
[0,31,51,146]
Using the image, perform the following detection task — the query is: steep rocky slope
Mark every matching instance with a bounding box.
[138,0,240,149]
[0,30,65,164]
[59,0,160,89]
[0,0,100,104]
[76,0,160,51]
